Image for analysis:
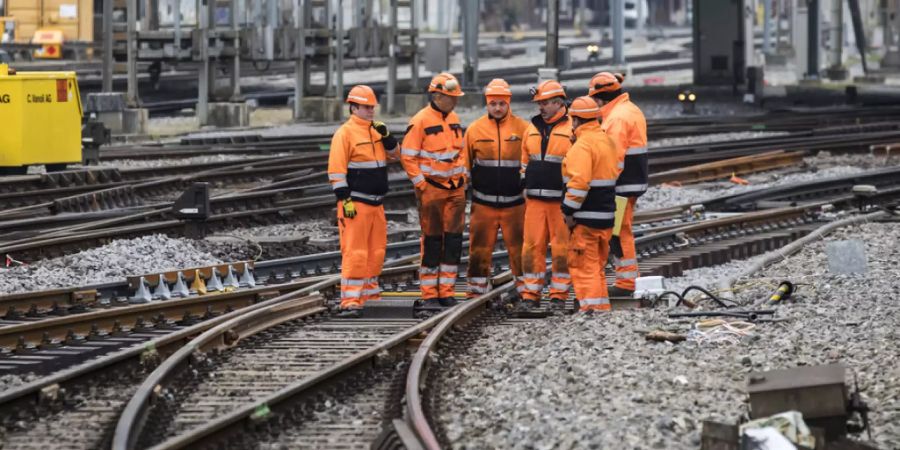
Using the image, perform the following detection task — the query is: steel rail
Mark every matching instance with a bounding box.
[112,267,515,450]
[0,250,419,420]
[403,282,514,450]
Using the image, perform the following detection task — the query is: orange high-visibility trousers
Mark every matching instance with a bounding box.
[418,184,467,300]
[568,225,613,312]
[614,197,639,290]
[338,201,387,309]
[467,202,525,298]
[520,198,571,301]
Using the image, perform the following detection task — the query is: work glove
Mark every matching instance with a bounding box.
[372,121,390,137]
[342,198,357,219]
[609,236,624,258]
[373,121,399,150]
[564,215,576,230]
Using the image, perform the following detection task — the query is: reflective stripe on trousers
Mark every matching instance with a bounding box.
[568,225,612,311]
[468,276,489,295]
[614,197,639,290]
[439,264,458,299]
[467,203,525,298]
[418,184,466,299]
[339,201,386,309]
[363,277,382,301]
[520,198,570,300]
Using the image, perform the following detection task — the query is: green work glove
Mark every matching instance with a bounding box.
[342,198,357,218]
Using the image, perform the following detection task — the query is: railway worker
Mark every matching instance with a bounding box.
[561,96,621,313]
[328,85,400,317]
[588,72,648,297]
[400,72,467,308]
[519,80,574,310]
[462,79,530,299]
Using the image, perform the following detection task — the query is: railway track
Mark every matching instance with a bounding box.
[2,161,898,332]
[5,108,899,215]
[1,187,896,448]
[111,201,900,449]
[110,267,516,450]
[5,158,899,263]
[0,258,458,450]
[0,153,333,211]
[4,106,898,219]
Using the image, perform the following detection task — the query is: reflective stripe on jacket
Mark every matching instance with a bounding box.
[561,121,620,229]
[520,111,572,201]
[400,103,466,189]
[600,93,649,197]
[328,114,391,205]
[464,112,529,208]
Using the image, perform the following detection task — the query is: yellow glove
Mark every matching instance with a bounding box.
[342,198,357,218]
[372,121,390,137]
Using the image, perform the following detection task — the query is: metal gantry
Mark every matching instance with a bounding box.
[116,0,419,123]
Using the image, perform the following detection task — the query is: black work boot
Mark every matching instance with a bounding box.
[520,298,540,310]
[549,298,566,310]
[439,297,458,307]
[608,285,635,298]
[337,308,362,318]
[421,298,443,309]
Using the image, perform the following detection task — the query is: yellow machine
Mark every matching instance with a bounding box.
[0,64,83,174]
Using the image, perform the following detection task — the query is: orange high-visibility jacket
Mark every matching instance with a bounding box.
[600,92,648,197]
[464,112,529,208]
[328,114,394,205]
[520,112,573,201]
[401,103,466,189]
[561,121,620,229]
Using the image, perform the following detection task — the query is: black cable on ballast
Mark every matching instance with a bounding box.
[654,285,735,308]
[679,285,732,308]
[655,291,686,307]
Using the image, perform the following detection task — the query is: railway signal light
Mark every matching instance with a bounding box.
[586,44,600,62]
[678,89,697,114]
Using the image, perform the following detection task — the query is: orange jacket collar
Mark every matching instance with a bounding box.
[600,92,629,119]
[429,101,452,119]
[348,113,372,128]
[573,120,602,138]
[486,111,511,124]
[546,107,567,124]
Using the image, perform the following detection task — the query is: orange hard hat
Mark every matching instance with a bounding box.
[568,96,603,119]
[346,85,378,106]
[588,72,625,96]
[531,79,566,102]
[429,72,465,97]
[484,78,512,97]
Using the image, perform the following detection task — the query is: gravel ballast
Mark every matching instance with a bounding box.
[97,154,277,169]
[0,235,222,295]
[434,220,899,449]
[638,162,868,210]
[648,131,790,149]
